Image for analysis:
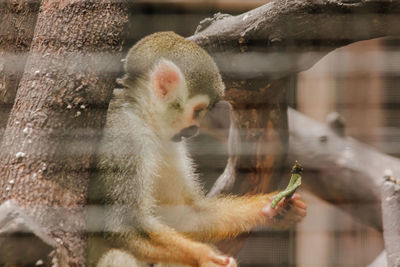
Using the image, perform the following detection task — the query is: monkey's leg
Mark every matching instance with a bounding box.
[123,229,235,267]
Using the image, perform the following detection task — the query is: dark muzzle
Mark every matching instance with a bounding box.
[171,125,199,142]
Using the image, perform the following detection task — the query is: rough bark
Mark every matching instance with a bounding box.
[224,78,290,196]
[381,174,400,267]
[211,77,291,256]
[0,0,128,265]
[0,0,40,142]
[288,108,400,231]
[188,0,400,79]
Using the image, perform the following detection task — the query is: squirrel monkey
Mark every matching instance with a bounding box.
[88,32,307,267]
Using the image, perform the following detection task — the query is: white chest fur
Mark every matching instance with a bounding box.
[152,141,195,206]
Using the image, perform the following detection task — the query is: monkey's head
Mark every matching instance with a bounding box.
[120,32,225,142]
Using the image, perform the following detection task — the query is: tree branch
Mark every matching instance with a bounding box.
[188,0,400,79]
[381,173,400,266]
[367,251,387,267]
[287,108,400,231]
[0,200,55,265]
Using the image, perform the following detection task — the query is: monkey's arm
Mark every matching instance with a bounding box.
[159,193,306,243]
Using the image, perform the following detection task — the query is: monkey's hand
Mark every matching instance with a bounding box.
[261,193,307,229]
[198,251,237,267]
[196,247,236,267]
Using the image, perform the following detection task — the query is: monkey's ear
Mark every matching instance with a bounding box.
[150,59,184,100]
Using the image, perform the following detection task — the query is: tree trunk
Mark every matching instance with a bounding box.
[0,0,127,265]
[0,0,40,142]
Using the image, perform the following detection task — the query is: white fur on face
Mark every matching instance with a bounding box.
[178,94,210,127]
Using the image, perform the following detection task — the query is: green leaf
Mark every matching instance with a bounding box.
[271,161,303,209]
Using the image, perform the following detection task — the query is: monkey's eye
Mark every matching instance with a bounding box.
[170,101,182,110]
[193,109,202,119]
[193,105,206,119]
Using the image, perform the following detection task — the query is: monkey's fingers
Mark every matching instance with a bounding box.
[279,198,307,225]
[293,198,307,211]
[208,257,236,267]
[280,193,306,212]
[291,195,307,215]
[227,257,237,267]
[199,258,235,267]
[261,196,285,218]
[201,251,233,267]
[293,205,307,221]
[261,193,293,218]
[264,193,307,229]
